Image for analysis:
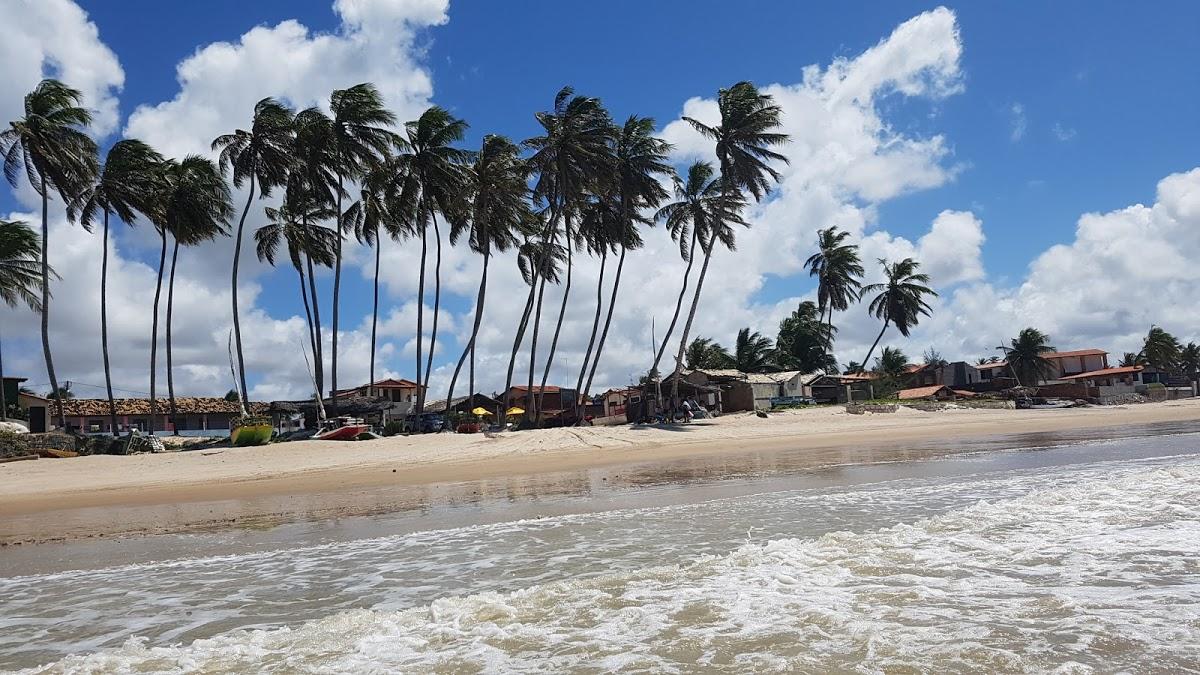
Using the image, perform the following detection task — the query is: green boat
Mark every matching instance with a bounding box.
[231,416,272,447]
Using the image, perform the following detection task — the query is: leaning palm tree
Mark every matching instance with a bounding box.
[0,220,46,422]
[1,79,99,430]
[1118,352,1144,368]
[161,157,233,432]
[394,106,469,419]
[859,258,938,371]
[650,161,745,381]
[1140,325,1182,372]
[804,226,863,359]
[670,81,788,400]
[325,84,398,415]
[1180,342,1200,385]
[212,97,294,407]
[344,163,407,388]
[445,135,529,412]
[685,337,734,370]
[998,328,1057,386]
[523,87,616,421]
[71,139,164,436]
[580,115,671,403]
[500,232,566,425]
[257,185,340,391]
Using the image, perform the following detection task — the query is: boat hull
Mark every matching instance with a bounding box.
[313,425,369,441]
[231,423,272,447]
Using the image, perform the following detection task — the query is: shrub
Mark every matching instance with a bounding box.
[0,431,33,459]
[383,421,402,437]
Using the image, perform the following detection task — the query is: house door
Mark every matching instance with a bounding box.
[29,406,46,433]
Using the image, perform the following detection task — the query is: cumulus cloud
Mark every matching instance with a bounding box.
[1009,102,1027,142]
[0,0,124,137]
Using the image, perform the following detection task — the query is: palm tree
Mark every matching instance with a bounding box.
[998,328,1056,386]
[211,97,294,408]
[161,157,233,431]
[256,185,340,398]
[650,162,746,382]
[1118,352,1144,368]
[0,220,46,422]
[445,135,529,412]
[774,301,836,373]
[858,258,937,371]
[580,116,671,403]
[671,81,788,400]
[325,84,398,415]
[804,226,863,360]
[524,87,615,422]
[1140,325,1182,372]
[684,337,734,370]
[874,346,909,394]
[1180,342,1200,385]
[71,139,164,436]
[732,327,775,373]
[394,106,469,420]
[499,233,566,425]
[573,199,615,400]
[844,361,863,375]
[344,163,407,389]
[1,79,99,430]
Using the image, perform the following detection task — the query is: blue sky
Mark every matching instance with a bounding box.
[2,1,1199,399]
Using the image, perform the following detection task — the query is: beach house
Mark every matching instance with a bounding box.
[503,385,580,424]
[903,361,984,389]
[56,397,268,435]
[333,378,424,414]
[975,349,1110,386]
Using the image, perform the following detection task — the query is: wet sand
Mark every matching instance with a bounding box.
[3,400,1200,545]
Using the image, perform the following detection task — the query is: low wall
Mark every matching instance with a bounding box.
[590,413,628,426]
[846,403,898,415]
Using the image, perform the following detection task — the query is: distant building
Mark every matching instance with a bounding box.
[424,393,502,416]
[976,349,1109,386]
[903,361,983,388]
[56,397,268,435]
[503,385,580,424]
[333,378,424,415]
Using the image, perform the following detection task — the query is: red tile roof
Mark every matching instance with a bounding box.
[1060,365,1143,380]
[897,385,953,400]
[509,385,561,393]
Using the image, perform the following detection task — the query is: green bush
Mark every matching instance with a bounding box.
[383,421,402,436]
[1147,382,1166,390]
[0,431,32,459]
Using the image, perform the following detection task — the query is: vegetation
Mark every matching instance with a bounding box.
[803,226,862,368]
[859,258,937,372]
[0,219,46,422]
[999,328,1056,386]
[684,337,735,370]
[774,301,837,373]
[1139,325,1182,371]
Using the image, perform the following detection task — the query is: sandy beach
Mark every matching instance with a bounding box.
[4,399,1200,545]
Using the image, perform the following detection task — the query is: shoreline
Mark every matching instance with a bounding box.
[3,400,1200,546]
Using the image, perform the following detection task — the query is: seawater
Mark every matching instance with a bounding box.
[3,436,1200,673]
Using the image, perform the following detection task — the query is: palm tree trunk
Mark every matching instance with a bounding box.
[526,275,548,423]
[670,230,720,402]
[0,323,7,422]
[297,264,318,392]
[37,182,65,431]
[101,209,118,436]
[421,213,442,412]
[414,213,428,426]
[860,319,889,374]
[330,174,344,417]
[149,228,167,433]
[499,276,538,426]
[652,231,698,376]
[369,223,381,388]
[583,245,627,401]
[166,238,181,435]
[574,252,607,398]
[306,253,324,401]
[230,174,255,409]
[446,250,490,413]
[536,231,571,423]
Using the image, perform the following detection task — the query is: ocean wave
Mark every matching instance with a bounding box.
[23,460,1200,674]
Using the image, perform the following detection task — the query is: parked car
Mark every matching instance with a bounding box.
[403,413,445,433]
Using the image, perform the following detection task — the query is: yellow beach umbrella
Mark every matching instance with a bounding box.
[506,406,524,416]
[471,406,490,417]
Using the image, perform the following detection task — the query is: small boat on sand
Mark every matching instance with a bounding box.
[313,416,370,441]
[231,416,272,446]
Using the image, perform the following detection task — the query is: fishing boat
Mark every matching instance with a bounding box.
[230,416,273,446]
[313,416,370,441]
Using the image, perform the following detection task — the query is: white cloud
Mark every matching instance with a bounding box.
[0,0,124,137]
[1009,102,1027,142]
[1052,122,1077,141]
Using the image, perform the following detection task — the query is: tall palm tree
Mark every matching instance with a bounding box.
[859,258,937,371]
[524,87,615,421]
[344,163,407,389]
[733,327,775,373]
[161,157,233,431]
[0,220,46,422]
[573,199,614,401]
[874,346,909,393]
[650,161,745,380]
[326,84,398,415]
[685,337,734,370]
[1140,325,1182,372]
[212,97,294,408]
[774,300,836,373]
[71,139,164,436]
[671,81,788,401]
[580,115,671,403]
[998,327,1056,386]
[803,226,863,361]
[500,233,565,425]
[1,79,99,430]
[445,135,529,412]
[257,185,340,398]
[394,106,469,420]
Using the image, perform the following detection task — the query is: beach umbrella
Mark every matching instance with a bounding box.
[506,406,524,416]
[471,406,489,417]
